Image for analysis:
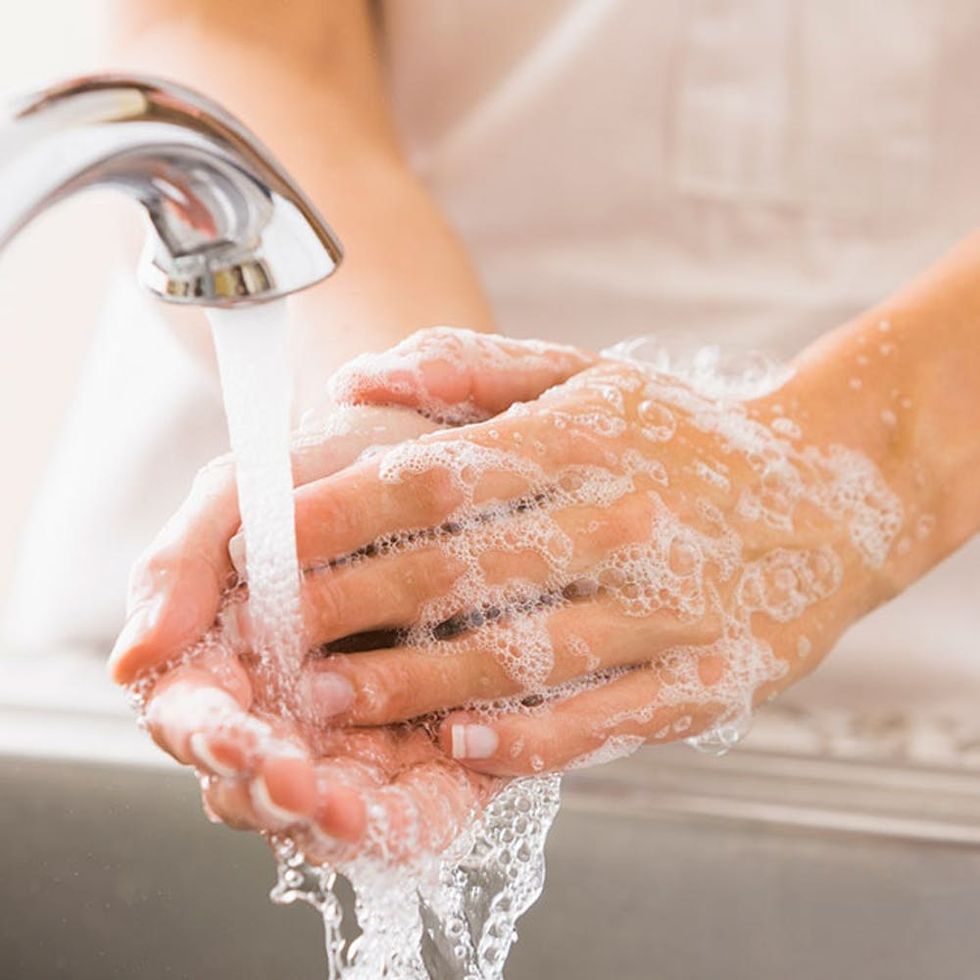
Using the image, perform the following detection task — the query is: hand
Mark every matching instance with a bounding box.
[143,638,499,863]
[125,401,497,861]
[111,330,596,855]
[240,332,912,778]
[107,402,438,685]
[118,401,470,859]
[109,329,594,685]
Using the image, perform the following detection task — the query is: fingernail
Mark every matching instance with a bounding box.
[307,672,355,721]
[108,597,163,675]
[250,775,305,828]
[189,732,239,778]
[451,724,498,760]
[228,532,246,578]
[224,598,252,648]
[145,683,240,763]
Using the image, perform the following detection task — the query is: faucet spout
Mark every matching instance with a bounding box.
[0,74,343,306]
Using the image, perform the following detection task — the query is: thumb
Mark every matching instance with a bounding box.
[329,327,596,423]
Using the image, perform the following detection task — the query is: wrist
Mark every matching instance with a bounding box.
[782,235,980,594]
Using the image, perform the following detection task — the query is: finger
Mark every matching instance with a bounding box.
[109,408,437,686]
[202,756,319,833]
[309,774,369,849]
[293,500,573,652]
[216,728,417,843]
[308,758,496,861]
[291,412,574,569]
[297,546,467,650]
[329,327,596,422]
[249,755,319,828]
[144,643,320,789]
[293,455,464,569]
[296,486,650,644]
[193,724,368,838]
[437,655,734,776]
[305,759,376,847]
[299,488,719,721]
[226,407,439,576]
[372,761,493,860]
[310,598,716,726]
[305,727,484,853]
[290,405,438,484]
[198,739,319,834]
[200,777,262,831]
[203,726,496,862]
[143,649,253,765]
[109,456,241,685]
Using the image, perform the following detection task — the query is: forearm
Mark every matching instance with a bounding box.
[107,3,495,411]
[789,231,980,595]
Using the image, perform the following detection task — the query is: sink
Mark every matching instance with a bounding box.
[3,657,980,979]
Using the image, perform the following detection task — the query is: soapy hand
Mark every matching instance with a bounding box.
[115,400,498,859]
[111,330,597,855]
[109,330,594,686]
[127,326,909,832]
[142,639,500,862]
[264,329,905,777]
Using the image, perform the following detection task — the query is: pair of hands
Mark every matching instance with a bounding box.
[109,328,894,862]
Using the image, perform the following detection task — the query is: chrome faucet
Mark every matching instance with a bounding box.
[0,74,343,305]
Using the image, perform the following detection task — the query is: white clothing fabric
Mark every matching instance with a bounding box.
[6,0,979,722]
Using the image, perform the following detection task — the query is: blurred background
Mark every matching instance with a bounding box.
[0,2,119,606]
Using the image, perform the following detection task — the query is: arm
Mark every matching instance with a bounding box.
[108,0,494,411]
[792,230,980,593]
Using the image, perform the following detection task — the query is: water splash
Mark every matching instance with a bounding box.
[270,776,561,980]
[604,333,794,401]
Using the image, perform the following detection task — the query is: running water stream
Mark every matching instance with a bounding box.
[209,302,304,690]
[207,303,556,979]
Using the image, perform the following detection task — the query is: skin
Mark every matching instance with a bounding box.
[115,236,980,855]
[105,3,980,858]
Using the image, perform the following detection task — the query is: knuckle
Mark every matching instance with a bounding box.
[403,551,458,603]
[298,485,359,559]
[411,325,461,351]
[414,466,460,519]
[306,572,345,637]
[354,658,419,724]
[616,500,653,543]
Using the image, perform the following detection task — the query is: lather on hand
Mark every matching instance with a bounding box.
[110,334,595,857]
[110,233,980,854]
